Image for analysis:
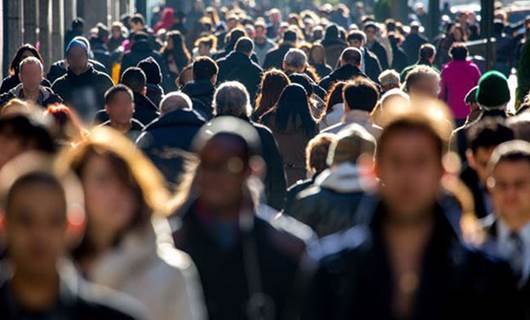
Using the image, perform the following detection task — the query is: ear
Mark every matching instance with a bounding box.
[249,156,265,179]
[142,86,147,96]
[65,205,86,250]
[466,149,476,169]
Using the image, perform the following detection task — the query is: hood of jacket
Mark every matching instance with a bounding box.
[222,51,256,69]
[182,80,215,97]
[315,163,366,193]
[133,92,158,111]
[145,108,205,131]
[329,64,365,82]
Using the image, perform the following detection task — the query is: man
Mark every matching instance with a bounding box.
[101,84,144,141]
[346,30,382,83]
[0,156,144,320]
[403,65,440,99]
[402,21,428,64]
[263,29,297,70]
[363,22,389,70]
[289,124,375,238]
[217,37,262,106]
[483,141,530,306]
[51,39,114,123]
[120,32,166,80]
[322,78,381,137]
[253,20,276,66]
[304,101,521,319]
[400,43,437,82]
[136,92,205,187]
[283,50,327,100]
[0,57,62,109]
[121,67,159,125]
[460,119,514,219]
[215,14,239,50]
[182,56,218,120]
[266,8,282,39]
[319,47,367,91]
[171,116,312,320]
[212,81,287,211]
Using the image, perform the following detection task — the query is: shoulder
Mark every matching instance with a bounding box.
[256,205,316,246]
[309,225,370,264]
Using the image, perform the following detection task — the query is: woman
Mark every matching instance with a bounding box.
[261,84,318,185]
[60,127,206,320]
[161,31,192,91]
[438,23,467,66]
[1,44,51,94]
[252,69,290,122]
[319,81,346,130]
[154,7,176,33]
[308,43,333,79]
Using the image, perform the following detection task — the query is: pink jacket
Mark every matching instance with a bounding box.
[439,60,481,120]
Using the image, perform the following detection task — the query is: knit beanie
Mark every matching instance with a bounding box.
[476,71,510,110]
[65,39,88,56]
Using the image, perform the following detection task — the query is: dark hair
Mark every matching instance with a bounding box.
[193,56,218,81]
[449,42,468,61]
[9,44,43,75]
[343,78,379,112]
[121,67,146,93]
[162,30,192,71]
[325,81,346,114]
[419,43,436,62]
[306,133,335,174]
[489,141,530,169]
[130,13,145,26]
[105,84,134,105]
[225,28,246,52]
[340,47,362,66]
[0,115,55,153]
[283,30,298,43]
[274,83,316,135]
[235,37,254,54]
[308,43,327,65]
[377,118,444,161]
[467,118,514,153]
[347,30,366,43]
[255,69,290,120]
[6,172,65,218]
[71,17,85,31]
[137,57,162,85]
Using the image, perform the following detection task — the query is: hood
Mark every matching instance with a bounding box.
[183,80,215,97]
[224,51,254,67]
[315,163,365,193]
[145,108,205,130]
[329,64,365,81]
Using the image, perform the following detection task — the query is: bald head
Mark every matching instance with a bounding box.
[160,92,192,116]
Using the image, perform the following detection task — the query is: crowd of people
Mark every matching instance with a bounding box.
[1,0,530,319]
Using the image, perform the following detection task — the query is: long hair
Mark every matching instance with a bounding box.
[324,81,346,114]
[162,31,191,71]
[274,83,317,135]
[308,43,327,65]
[254,69,290,120]
[9,44,43,75]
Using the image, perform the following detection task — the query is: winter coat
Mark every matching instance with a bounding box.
[311,63,333,79]
[361,48,383,84]
[439,60,481,120]
[101,119,145,142]
[287,163,367,238]
[121,41,168,85]
[319,64,367,92]
[0,75,51,94]
[146,83,164,108]
[51,65,114,123]
[182,80,215,116]
[217,51,263,104]
[322,41,347,69]
[321,110,382,138]
[136,109,205,186]
[263,43,295,71]
[402,32,429,64]
[368,40,389,70]
[47,59,108,84]
[87,219,206,320]
[0,83,63,109]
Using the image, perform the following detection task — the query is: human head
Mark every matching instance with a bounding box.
[346,30,366,48]
[18,57,43,92]
[305,133,336,176]
[213,81,251,119]
[9,44,43,76]
[255,69,290,116]
[159,92,193,116]
[111,21,125,39]
[129,13,145,32]
[308,43,327,65]
[487,140,530,231]
[275,83,316,135]
[476,71,510,111]
[194,35,217,56]
[418,43,436,64]
[339,47,362,67]
[507,112,530,143]
[343,78,379,113]
[283,48,307,74]
[234,37,254,57]
[65,39,89,75]
[282,29,298,44]
[324,81,346,114]
[378,69,401,93]
[268,8,282,25]
[466,118,515,186]
[121,67,147,95]
[137,57,162,85]
[104,85,135,127]
[329,124,376,166]
[363,22,378,43]
[449,42,468,61]
[255,20,267,40]
[404,65,440,98]
[71,17,85,32]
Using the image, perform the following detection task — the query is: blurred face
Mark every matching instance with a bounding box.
[377,130,443,222]
[227,18,238,30]
[105,91,134,126]
[349,39,363,49]
[452,28,463,41]
[67,46,89,75]
[130,21,143,33]
[270,12,281,24]
[19,50,35,64]
[198,43,212,56]
[409,75,439,98]
[255,26,266,39]
[81,154,137,238]
[19,63,43,92]
[468,147,495,185]
[489,160,530,230]
[364,27,377,42]
[196,137,249,211]
[5,182,66,276]
[0,134,26,170]
[310,47,325,63]
[112,27,122,39]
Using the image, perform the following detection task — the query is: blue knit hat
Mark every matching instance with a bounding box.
[65,39,88,56]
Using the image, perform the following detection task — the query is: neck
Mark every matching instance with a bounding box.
[111,121,131,133]
[11,267,60,311]
[502,214,530,233]
[71,65,89,75]
[23,87,40,100]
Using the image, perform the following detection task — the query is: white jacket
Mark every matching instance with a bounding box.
[88,217,207,320]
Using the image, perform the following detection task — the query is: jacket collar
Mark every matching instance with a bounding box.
[315,163,364,193]
[145,109,205,130]
[10,83,52,104]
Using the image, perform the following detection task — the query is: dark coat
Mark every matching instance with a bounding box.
[368,40,389,70]
[146,83,164,108]
[91,40,113,74]
[304,198,522,320]
[319,64,367,92]
[51,65,114,123]
[101,119,145,142]
[217,51,263,104]
[171,201,313,320]
[0,84,63,109]
[136,109,205,186]
[322,42,347,69]
[460,165,491,219]
[0,75,51,94]
[311,63,333,79]
[402,33,429,63]
[94,93,159,126]
[182,80,215,117]
[362,48,383,84]
[284,178,314,213]
[120,41,168,83]
[47,59,108,84]
[391,42,409,72]
[263,43,295,71]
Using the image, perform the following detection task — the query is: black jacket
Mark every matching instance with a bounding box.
[362,47,383,84]
[263,43,295,70]
[460,165,491,219]
[146,83,164,108]
[0,84,63,109]
[402,33,429,64]
[319,64,367,92]
[131,92,159,126]
[171,201,313,320]
[182,80,215,118]
[51,65,114,123]
[47,60,108,84]
[136,109,205,186]
[368,40,389,70]
[217,51,263,104]
[304,197,522,320]
[120,41,168,85]
[0,75,51,94]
